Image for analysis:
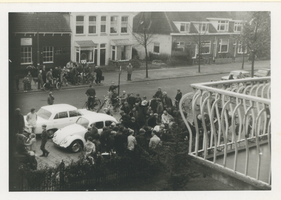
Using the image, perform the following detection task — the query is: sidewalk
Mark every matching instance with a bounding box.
[13,60,270,93]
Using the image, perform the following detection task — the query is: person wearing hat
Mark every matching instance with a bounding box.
[37,70,43,89]
[47,91,55,105]
[40,124,49,157]
[94,65,103,84]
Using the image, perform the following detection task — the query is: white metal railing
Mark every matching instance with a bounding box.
[179,77,271,188]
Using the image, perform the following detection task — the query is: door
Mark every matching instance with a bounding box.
[68,110,82,124]
[100,49,106,66]
[53,111,69,129]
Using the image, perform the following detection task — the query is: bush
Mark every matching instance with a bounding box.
[129,58,141,69]
[132,48,139,59]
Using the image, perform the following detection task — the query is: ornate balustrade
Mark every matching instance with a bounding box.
[179,77,271,188]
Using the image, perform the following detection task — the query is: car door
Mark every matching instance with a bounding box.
[53,111,70,129]
[69,110,82,124]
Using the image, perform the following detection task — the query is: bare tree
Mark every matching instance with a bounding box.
[131,13,155,78]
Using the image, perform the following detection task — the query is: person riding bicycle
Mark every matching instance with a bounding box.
[85,84,96,110]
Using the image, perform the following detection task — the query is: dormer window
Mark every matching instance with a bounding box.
[234,22,243,32]
[217,20,229,32]
[194,22,209,34]
[180,23,190,33]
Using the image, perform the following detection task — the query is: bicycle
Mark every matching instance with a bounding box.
[42,78,61,92]
[82,97,102,111]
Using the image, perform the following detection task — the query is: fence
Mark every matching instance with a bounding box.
[179,77,271,189]
[11,154,158,191]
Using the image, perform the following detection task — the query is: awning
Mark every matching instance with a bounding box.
[75,40,96,47]
[110,39,134,46]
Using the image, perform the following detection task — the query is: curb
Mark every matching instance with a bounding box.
[13,71,227,94]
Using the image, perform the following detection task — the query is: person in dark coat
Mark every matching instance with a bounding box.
[14,108,25,135]
[47,92,55,105]
[94,66,103,84]
[42,65,47,84]
[40,124,50,157]
[120,101,131,115]
[174,89,182,109]
[127,117,139,135]
[120,111,131,128]
[149,95,158,113]
[38,70,43,89]
[154,87,163,100]
[14,74,19,91]
[162,91,173,113]
[127,93,136,110]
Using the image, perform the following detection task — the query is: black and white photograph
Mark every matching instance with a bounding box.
[2,1,281,199]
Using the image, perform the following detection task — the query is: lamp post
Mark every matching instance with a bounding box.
[118,66,122,95]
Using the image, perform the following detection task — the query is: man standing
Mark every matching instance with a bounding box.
[175,89,182,109]
[47,92,55,105]
[38,70,43,89]
[85,84,96,110]
[26,108,37,134]
[14,108,25,134]
[42,65,47,84]
[40,124,50,157]
[126,63,133,81]
[94,66,103,84]
[149,130,161,149]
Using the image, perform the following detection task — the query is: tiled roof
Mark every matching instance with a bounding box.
[9,12,71,33]
[133,11,251,35]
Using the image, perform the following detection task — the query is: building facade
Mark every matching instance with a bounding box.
[70,12,135,66]
[133,12,250,63]
[9,12,71,74]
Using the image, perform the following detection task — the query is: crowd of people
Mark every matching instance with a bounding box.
[82,87,187,164]
[14,61,104,92]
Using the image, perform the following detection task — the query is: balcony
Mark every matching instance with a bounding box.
[179,77,271,190]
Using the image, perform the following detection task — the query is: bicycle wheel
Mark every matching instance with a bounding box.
[82,101,88,109]
[43,83,50,92]
[93,99,101,111]
[56,82,61,90]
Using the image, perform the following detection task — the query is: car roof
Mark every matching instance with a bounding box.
[231,70,250,73]
[80,113,118,123]
[41,104,77,113]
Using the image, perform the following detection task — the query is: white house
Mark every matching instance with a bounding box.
[70,12,135,66]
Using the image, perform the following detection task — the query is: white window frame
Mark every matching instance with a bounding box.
[43,46,54,63]
[110,16,118,34]
[20,46,32,64]
[199,23,209,33]
[76,15,84,34]
[237,41,247,54]
[180,23,190,33]
[101,16,107,34]
[88,15,97,34]
[217,20,229,32]
[200,41,211,54]
[234,22,243,32]
[121,16,128,34]
[111,45,116,60]
[219,39,229,53]
[153,42,160,54]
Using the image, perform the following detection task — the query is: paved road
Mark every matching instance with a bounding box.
[13,73,225,169]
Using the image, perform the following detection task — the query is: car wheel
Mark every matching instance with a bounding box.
[70,140,83,153]
[47,129,55,138]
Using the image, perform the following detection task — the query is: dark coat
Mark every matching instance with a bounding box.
[14,113,25,134]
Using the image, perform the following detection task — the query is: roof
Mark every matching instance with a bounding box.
[82,113,118,123]
[9,12,71,33]
[41,104,77,113]
[110,39,134,46]
[133,11,252,35]
[75,40,96,47]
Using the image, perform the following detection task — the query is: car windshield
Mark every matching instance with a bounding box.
[37,108,52,120]
[255,69,268,76]
[76,117,89,128]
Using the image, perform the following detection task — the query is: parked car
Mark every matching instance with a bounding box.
[24,104,92,137]
[52,113,118,153]
[254,68,271,77]
[221,70,251,80]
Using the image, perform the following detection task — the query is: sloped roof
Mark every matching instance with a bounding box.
[133,11,252,35]
[9,12,71,33]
